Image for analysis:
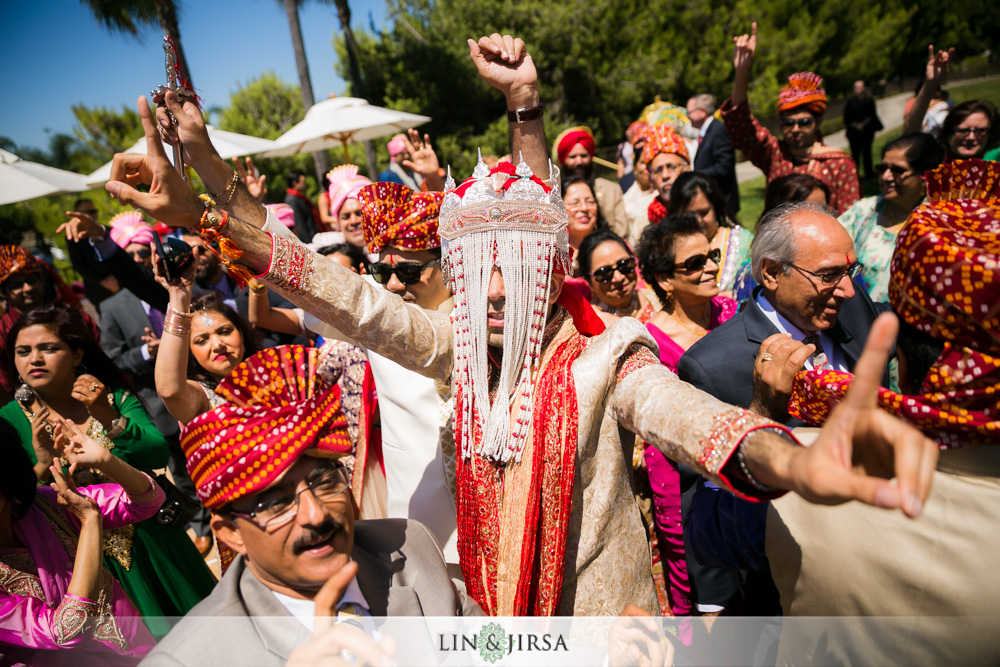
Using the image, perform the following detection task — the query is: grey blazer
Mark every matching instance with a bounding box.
[141,519,484,666]
[99,289,177,437]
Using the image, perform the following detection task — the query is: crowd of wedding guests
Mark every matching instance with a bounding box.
[0,24,997,667]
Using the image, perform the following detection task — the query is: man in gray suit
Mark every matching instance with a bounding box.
[143,346,482,667]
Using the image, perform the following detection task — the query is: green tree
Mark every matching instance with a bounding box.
[71,103,144,169]
[81,0,194,90]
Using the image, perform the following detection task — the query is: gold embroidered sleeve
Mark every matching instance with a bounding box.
[53,594,99,645]
[612,350,791,498]
[257,227,453,382]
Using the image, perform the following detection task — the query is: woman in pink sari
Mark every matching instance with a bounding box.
[634,212,737,616]
[0,418,163,665]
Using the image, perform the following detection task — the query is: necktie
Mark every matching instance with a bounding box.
[803,334,830,370]
[146,305,164,338]
[335,602,366,664]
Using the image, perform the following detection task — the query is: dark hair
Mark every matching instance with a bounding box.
[577,229,631,277]
[762,174,831,221]
[896,317,945,394]
[882,133,945,176]
[561,175,609,233]
[0,420,37,520]
[635,213,705,304]
[73,197,92,211]
[940,99,998,158]
[186,292,261,386]
[286,172,306,189]
[668,172,739,228]
[321,174,331,191]
[7,302,133,395]
[316,243,368,271]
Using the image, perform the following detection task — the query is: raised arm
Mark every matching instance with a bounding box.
[248,283,303,336]
[903,45,955,135]
[731,22,757,107]
[469,33,547,179]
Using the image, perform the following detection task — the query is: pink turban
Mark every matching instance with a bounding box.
[387,136,407,157]
[327,164,373,218]
[108,211,155,249]
[265,203,296,229]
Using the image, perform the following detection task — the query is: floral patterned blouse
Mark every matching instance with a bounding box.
[837,195,911,303]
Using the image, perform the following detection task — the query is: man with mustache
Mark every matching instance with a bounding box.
[110,33,936,619]
[552,126,628,237]
[143,346,482,666]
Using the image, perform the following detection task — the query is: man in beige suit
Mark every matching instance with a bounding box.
[142,346,481,667]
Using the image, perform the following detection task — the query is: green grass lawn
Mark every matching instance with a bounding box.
[736,76,1000,228]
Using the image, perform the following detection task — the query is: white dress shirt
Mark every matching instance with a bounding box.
[755,292,849,372]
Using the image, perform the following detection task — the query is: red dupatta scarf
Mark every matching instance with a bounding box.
[455,313,586,616]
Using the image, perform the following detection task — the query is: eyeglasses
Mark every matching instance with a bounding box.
[875,162,912,177]
[673,248,722,274]
[790,261,863,286]
[650,163,687,176]
[780,118,816,129]
[590,256,636,283]
[367,259,440,286]
[229,464,349,530]
[953,126,989,137]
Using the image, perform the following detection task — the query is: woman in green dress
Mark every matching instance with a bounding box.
[1,302,216,633]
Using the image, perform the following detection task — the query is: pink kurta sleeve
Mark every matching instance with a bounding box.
[0,590,99,649]
[37,474,164,531]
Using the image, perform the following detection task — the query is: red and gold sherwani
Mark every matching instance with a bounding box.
[257,214,783,616]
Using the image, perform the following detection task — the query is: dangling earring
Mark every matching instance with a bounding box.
[663,285,674,307]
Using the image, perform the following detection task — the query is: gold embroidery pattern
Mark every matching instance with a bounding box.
[615,344,660,384]
[697,408,777,474]
[264,232,315,295]
[0,552,45,601]
[54,595,98,645]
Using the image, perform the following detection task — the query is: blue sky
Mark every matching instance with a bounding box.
[0,0,388,152]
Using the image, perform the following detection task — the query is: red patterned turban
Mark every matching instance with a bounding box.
[641,124,690,165]
[553,126,596,165]
[356,182,442,253]
[0,245,41,285]
[181,345,352,509]
[627,121,650,144]
[789,160,1000,448]
[777,72,827,115]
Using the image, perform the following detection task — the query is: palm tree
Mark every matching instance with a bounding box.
[325,0,378,178]
[81,0,193,90]
[282,0,333,181]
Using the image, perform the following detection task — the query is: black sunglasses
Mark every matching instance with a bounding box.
[780,117,815,129]
[131,248,152,259]
[590,256,636,283]
[673,248,722,274]
[367,259,440,286]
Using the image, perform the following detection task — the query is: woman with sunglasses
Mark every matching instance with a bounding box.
[577,230,653,325]
[668,172,754,300]
[632,213,739,617]
[838,133,944,301]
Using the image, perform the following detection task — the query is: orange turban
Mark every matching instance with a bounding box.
[0,245,41,285]
[181,346,352,509]
[777,72,827,115]
[789,160,1000,448]
[641,125,690,165]
[357,182,442,253]
[553,126,596,164]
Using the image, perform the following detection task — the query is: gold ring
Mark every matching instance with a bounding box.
[760,352,773,362]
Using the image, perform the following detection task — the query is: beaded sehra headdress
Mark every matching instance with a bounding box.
[439,153,569,464]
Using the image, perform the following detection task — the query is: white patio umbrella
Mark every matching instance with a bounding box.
[0,149,89,205]
[258,97,431,163]
[85,126,278,187]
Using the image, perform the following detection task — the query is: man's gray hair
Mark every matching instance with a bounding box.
[690,94,716,115]
[750,200,831,283]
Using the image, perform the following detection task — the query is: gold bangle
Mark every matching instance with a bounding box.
[210,169,239,205]
[163,306,193,337]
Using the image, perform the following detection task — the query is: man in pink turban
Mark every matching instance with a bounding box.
[327,164,373,253]
[109,211,155,270]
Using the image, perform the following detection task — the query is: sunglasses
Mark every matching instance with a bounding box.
[367,259,440,286]
[590,257,636,283]
[780,117,815,129]
[875,162,911,177]
[131,248,152,259]
[673,248,722,274]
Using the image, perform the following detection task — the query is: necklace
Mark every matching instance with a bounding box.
[669,311,708,337]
